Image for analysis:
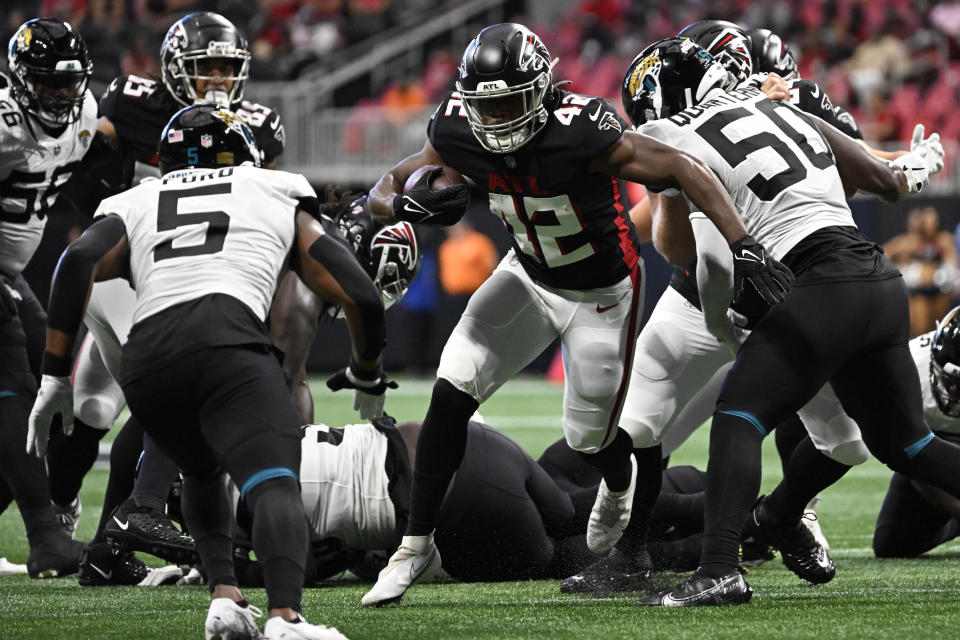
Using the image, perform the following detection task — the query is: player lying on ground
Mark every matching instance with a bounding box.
[27,104,378,640]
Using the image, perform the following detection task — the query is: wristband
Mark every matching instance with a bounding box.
[41,350,73,377]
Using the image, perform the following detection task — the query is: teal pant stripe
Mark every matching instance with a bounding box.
[0,391,18,398]
[904,433,935,460]
[718,410,768,437]
[239,467,297,501]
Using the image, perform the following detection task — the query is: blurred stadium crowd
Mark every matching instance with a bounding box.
[2,1,958,146]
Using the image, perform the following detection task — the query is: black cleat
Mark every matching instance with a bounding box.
[103,500,197,564]
[78,542,149,586]
[751,495,835,584]
[27,537,86,579]
[636,570,753,607]
[560,548,656,594]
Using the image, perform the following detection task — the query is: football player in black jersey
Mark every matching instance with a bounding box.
[357,22,793,607]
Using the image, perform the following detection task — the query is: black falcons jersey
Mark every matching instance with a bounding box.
[428,90,639,290]
[787,78,862,140]
[669,79,865,308]
[98,74,286,187]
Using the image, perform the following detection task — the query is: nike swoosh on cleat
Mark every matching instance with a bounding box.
[596,303,617,313]
[90,564,112,581]
[112,516,130,531]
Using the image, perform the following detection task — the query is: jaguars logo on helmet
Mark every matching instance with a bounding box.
[7,18,92,126]
[158,103,261,174]
[621,37,730,127]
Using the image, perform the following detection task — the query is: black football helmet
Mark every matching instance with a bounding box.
[456,23,556,153]
[337,197,421,310]
[931,306,960,418]
[160,12,250,108]
[158,104,261,174]
[678,20,753,85]
[748,28,799,80]
[7,19,92,127]
[622,37,731,127]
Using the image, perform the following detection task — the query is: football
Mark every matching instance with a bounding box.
[404,164,466,192]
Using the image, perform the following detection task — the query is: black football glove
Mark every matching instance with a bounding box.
[0,281,19,323]
[326,359,398,420]
[730,235,794,307]
[393,166,469,227]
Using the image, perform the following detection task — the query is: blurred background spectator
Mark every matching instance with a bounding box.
[884,207,959,336]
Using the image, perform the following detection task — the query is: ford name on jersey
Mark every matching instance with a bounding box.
[429,89,639,291]
[97,164,314,325]
[639,84,854,261]
[0,87,97,277]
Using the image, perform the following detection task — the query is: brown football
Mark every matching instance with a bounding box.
[404,164,466,192]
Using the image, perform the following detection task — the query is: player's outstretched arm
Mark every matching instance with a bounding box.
[28,216,129,456]
[813,118,942,200]
[367,139,467,226]
[292,211,394,418]
[593,132,793,305]
[269,272,324,424]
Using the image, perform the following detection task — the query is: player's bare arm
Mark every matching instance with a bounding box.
[591,131,748,246]
[291,210,385,372]
[269,273,324,424]
[367,139,467,226]
[811,116,917,201]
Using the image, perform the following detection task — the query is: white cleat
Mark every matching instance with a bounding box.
[360,533,442,606]
[802,496,830,551]
[0,557,28,576]
[586,453,638,554]
[263,614,349,640]
[204,598,263,640]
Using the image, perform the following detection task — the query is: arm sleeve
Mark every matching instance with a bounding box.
[690,212,737,346]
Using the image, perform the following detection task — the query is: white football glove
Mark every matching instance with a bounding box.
[26,374,74,457]
[894,124,946,193]
[326,364,397,420]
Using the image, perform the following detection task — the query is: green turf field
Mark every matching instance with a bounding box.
[2,375,959,639]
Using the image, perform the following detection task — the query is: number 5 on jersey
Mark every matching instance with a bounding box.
[154,183,231,262]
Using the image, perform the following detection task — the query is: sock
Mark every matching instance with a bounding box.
[649,534,703,572]
[182,471,237,591]
[615,444,663,554]
[698,412,765,578]
[93,415,144,541]
[0,396,67,546]
[47,417,106,506]
[246,476,308,611]
[650,491,704,538]
[131,433,179,507]
[406,379,476,535]
[0,475,12,516]
[773,414,807,476]
[578,428,633,492]
[896,436,960,497]
[766,437,851,521]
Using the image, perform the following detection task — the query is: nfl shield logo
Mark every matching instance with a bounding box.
[200,134,213,148]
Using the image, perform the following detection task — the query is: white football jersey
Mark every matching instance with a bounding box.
[638,84,854,260]
[97,164,315,324]
[299,423,396,550]
[0,88,97,277]
[910,331,960,435]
